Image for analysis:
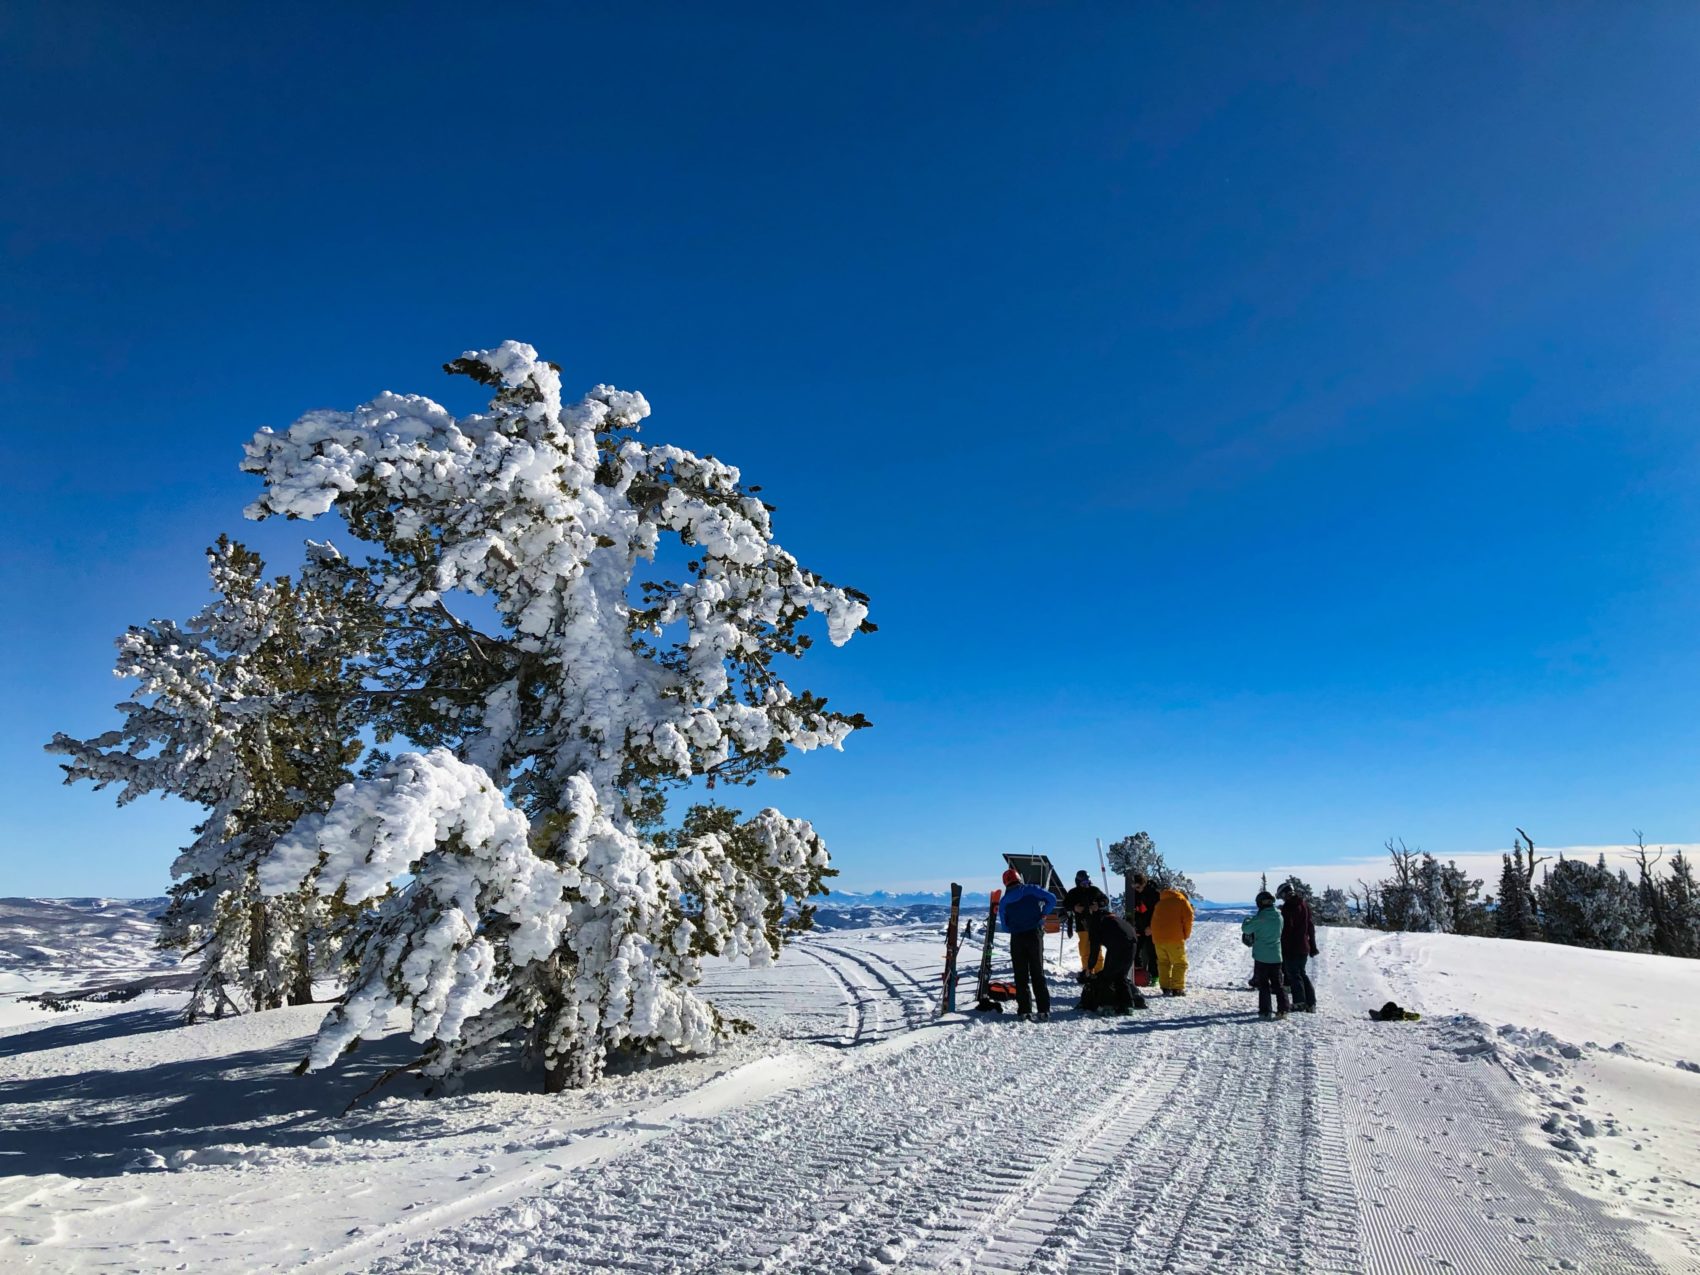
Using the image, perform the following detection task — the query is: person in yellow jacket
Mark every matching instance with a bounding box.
[1148,886,1194,996]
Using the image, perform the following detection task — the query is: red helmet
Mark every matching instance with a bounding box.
[1001,868,1022,887]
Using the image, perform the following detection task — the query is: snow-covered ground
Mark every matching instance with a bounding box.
[1,904,1696,1273]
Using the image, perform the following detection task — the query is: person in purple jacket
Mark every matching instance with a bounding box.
[1276,882,1319,1013]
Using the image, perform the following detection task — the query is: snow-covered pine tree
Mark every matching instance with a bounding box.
[1416,855,1450,933]
[1496,850,1550,938]
[1376,839,1431,932]
[1104,832,1197,904]
[244,342,873,1090]
[47,539,374,1018]
[1495,852,1542,941]
[1437,859,1493,936]
[1106,831,1156,910]
[1654,849,1700,958]
[1314,886,1352,925]
[1536,855,1651,952]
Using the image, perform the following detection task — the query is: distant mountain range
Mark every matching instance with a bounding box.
[823,889,994,908]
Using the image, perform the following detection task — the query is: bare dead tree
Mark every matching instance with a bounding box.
[1385,837,1420,890]
[1514,828,1546,889]
[1632,829,1667,940]
[1632,829,1663,875]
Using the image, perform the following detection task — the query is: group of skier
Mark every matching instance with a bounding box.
[991,866,1318,1022]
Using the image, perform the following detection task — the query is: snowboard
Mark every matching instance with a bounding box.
[939,882,963,1014]
[974,889,1003,1011]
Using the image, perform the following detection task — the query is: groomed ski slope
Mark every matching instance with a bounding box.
[1,910,1696,1272]
[364,921,1690,1274]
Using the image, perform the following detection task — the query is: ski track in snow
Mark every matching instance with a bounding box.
[367,925,1685,1275]
[4,913,1694,1274]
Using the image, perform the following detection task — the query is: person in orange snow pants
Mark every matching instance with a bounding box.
[1148,887,1194,996]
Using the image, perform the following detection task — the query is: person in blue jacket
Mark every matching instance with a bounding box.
[998,868,1057,1021]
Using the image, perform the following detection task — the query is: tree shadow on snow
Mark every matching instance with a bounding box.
[0,1023,440,1179]
[0,1002,188,1057]
[0,1001,803,1181]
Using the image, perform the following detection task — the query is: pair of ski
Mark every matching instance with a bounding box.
[938,883,1005,1015]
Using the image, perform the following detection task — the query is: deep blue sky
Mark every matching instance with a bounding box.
[6,3,1700,897]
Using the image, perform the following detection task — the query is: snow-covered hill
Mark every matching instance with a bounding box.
[0,898,182,1018]
[1,906,1696,1272]
[0,897,170,973]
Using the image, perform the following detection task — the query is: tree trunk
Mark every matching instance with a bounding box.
[288,924,314,1005]
[247,896,275,1011]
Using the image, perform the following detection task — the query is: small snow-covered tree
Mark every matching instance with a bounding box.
[1106,831,1157,909]
[1414,854,1450,932]
[1537,855,1651,952]
[1654,849,1700,958]
[1105,831,1195,902]
[243,342,872,1090]
[48,539,373,1018]
[1314,886,1352,925]
[1436,859,1493,936]
[1496,844,1543,940]
[1375,839,1433,932]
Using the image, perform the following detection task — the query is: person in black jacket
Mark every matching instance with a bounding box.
[1127,872,1162,984]
[1061,870,1108,979]
[1079,900,1146,1013]
[1276,882,1319,1012]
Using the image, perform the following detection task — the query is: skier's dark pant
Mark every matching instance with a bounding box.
[1010,928,1050,1016]
[1135,933,1158,981]
[1283,953,1316,1010]
[1098,950,1136,1011]
[1252,960,1291,1015]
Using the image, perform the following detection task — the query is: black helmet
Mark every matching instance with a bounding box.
[1255,890,1275,907]
[1275,882,1293,899]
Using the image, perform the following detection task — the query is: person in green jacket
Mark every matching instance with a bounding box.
[1240,891,1291,1019]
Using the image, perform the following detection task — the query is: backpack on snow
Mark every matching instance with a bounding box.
[1079,970,1145,1014]
[976,980,1019,1013]
[1369,1001,1421,1022]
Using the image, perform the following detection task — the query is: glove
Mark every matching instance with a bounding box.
[1241,932,1255,948]
[1309,945,1319,958]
